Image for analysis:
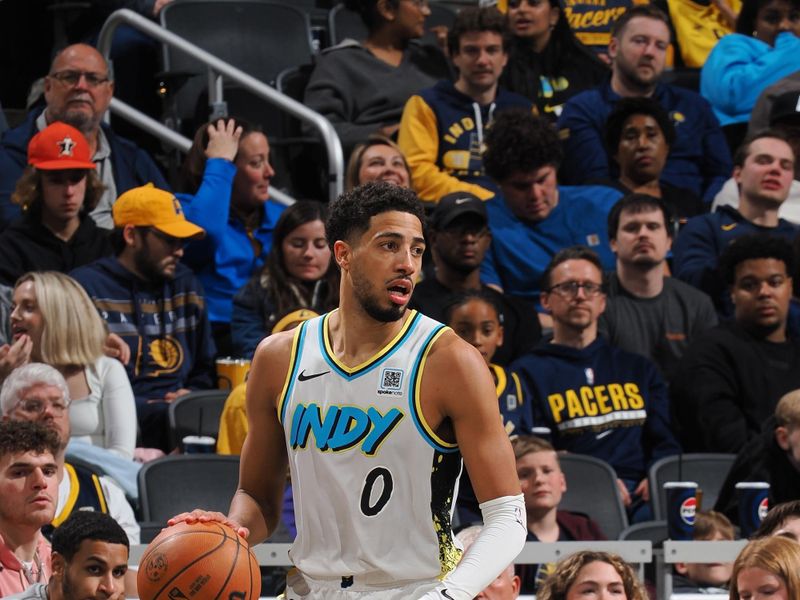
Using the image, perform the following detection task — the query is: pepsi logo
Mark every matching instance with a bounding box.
[758,497,769,521]
[680,496,697,526]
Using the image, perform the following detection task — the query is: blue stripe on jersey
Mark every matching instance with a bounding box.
[318,311,423,380]
[279,321,309,425]
[408,325,459,453]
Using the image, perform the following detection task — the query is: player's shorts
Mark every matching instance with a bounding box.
[281,568,441,600]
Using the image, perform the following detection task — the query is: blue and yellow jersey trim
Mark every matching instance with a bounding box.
[52,463,108,527]
[278,321,309,425]
[319,309,422,380]
[409,325,458,453]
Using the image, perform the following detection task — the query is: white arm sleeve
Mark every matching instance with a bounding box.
[418,494,526,600]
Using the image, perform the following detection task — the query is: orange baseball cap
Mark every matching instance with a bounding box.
[28,122,96,171]
[112,183,205,239]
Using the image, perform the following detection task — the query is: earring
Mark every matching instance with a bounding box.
[753,30,758,37]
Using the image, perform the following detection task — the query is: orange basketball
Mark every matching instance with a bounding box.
[137,521,261,600]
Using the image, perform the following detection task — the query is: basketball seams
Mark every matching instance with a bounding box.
[211,526,240,600]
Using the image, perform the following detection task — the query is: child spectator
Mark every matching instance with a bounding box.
[753,500,800,540]
[512,435,606,594]
[673,511,735,593]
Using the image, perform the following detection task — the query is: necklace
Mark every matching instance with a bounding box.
[20,549,44,585]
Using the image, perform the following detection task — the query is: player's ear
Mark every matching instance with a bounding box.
[333,239,352,271]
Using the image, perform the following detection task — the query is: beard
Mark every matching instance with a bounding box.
[351,270,406,323]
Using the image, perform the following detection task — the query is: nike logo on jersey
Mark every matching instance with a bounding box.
[289,403,404,455]
[298,369,330,381]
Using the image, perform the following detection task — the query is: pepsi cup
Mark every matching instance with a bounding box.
[664,482,698,540]
[736,482,769,538]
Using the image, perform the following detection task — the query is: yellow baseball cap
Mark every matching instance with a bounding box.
[112,183,205,239]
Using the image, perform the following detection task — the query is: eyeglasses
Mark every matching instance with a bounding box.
[15,398,70,416]
[146,227,187,250]
[548,281,604,298]
[49,70,110,88]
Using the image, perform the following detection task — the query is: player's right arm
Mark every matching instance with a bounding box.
[228,331,293,544]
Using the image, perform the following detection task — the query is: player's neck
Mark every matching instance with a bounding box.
[329,301,412,367]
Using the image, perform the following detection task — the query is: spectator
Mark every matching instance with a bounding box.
[673,130,797,314]
[0,421,60,596]
[0,122,112,286]
[231,201,339,359]
[512,247,681,522]
[672,234,800,452]
[557,5,732,201]
[345,134,411,191]
[501,0,608,121]
[729,536,800,600]
[512,436,605,595]
[398,6,532,203]
[600,194,717,380]
[673,511,735,593]
[716,89,800,224]
[70,184,216,451]
[753,499,800,538]
[716,389,800,524]
[0,44,169,230]
[666,0,739,68]
[0,363,140,544]
[303,0,450,157]
[535,550,648,600]
[600,98,705,223]
[178,118,285,355]
[410,191,541,365]
[4,510,130,600]
[480,110,622,306]
[700,0,800,128]
[455,525,521,600]
[10,272,136,459]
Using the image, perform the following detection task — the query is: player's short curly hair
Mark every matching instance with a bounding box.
[483,109,563,182]
[326,181,425,250]
[536,551,648,600]
[53,511,129,562]
[0,421,61,461]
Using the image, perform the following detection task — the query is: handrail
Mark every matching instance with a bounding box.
[96,8,344,203]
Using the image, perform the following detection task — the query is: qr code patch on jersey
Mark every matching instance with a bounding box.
[379,368,404,392]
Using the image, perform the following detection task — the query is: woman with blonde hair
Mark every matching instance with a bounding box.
[729,536,800,600]
[345,134,411,191]
[10,271,136,459]
[537,550,648,600]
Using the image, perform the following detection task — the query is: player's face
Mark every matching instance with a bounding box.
[10,281,45,358]
[281,219,331,283]
[565,561,626,599]
[357,144,410,188]
[730,258,792,337]
[541,259,606,333]
[516,450,566,514]
[453,31,507,93]
[0,450,58,528]
[614,114,669,185]
[735,567,789,600]
[448,299,504,366]
[9,383,71,447]
[499,166,559,223]
[433,214,491,274]
[609,17,669,91]
[610,207,671,268]
[56,540,128,600]
[345,210,425,322]
[734,137,795,207]
[679,531,733,587]
[474,565,522,600]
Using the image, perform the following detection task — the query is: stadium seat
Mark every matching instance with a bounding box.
[559,453,629,540]
[137,454,240,542]
[649,454,737,520]
[168,389,229,451]
[619,520,668,544]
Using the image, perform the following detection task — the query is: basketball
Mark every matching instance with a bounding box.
[137,521,261,600]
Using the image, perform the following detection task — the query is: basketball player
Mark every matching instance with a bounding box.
[173,182,526,599]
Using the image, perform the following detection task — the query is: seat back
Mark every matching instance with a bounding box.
[649,453,737,520]
[619,520,668,544]
[168,389,229,450]
[138,454,240,522]
[328,3,368,45]
[559,454,629,540]
[160,0,314,130]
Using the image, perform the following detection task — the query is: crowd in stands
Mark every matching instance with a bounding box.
[2,0,800,597]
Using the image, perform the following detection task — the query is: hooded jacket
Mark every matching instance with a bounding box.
[511,337,681,481]
[398,80,532,202]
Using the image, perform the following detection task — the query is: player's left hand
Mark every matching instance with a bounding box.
[168,509,249,539]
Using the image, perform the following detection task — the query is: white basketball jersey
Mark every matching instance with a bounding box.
[277,310,463,588]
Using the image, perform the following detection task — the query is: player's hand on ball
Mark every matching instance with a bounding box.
[168,509,249,539]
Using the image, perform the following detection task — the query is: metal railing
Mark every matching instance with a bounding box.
[96,8,344,204]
